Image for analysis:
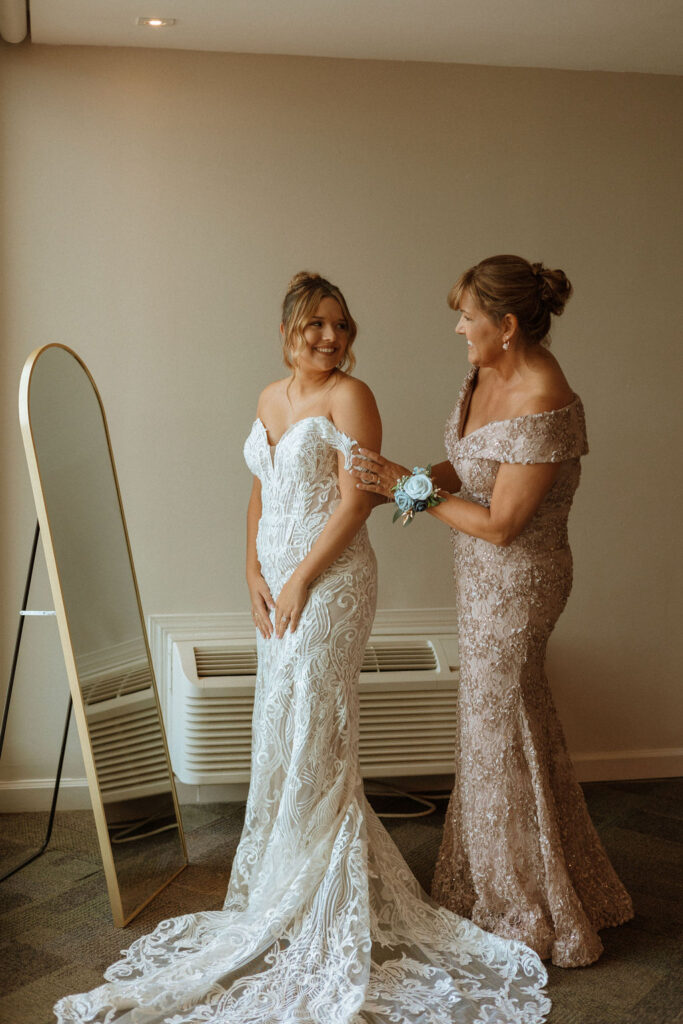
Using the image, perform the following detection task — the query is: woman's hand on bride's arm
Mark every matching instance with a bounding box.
[351,448,409,501]
[274,570,309,638]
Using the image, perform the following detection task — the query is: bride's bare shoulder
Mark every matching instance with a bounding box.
[331,374,382,446]
[333,373,377,405]
[256,378,290,420]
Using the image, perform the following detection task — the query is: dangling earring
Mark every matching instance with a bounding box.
[502,337,510,350]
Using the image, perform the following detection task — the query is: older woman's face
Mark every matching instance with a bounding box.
[455,292,503,368]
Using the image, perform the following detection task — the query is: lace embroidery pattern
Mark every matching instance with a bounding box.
[55,415,551,1022]
[432,370,633,967]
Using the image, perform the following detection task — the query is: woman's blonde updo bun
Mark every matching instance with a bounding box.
[281,272,357,372]
[286,271,321,293]
[448,255,573,345]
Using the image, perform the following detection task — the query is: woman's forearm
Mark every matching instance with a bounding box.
[431,460,461,493]
[429,459,561,546]
[292,499,371,586]
[428,493,509,544]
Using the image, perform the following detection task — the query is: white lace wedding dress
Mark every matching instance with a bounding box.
[54,416,551,1024]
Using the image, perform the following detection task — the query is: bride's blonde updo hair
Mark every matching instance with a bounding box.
[448,255,573,345]
[281,272,358,372]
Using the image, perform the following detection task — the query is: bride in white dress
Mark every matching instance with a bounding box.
[54,272,551,1024]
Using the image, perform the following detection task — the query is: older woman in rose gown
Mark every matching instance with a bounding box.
[353,255,633,967]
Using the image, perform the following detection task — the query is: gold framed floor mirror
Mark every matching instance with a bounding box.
[18,343,187,926]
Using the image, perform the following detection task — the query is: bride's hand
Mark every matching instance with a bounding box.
[248,571,275,640]
[351,448,409,501]
[275,571,309,638]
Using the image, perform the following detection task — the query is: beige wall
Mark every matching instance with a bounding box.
[1,43,681,801]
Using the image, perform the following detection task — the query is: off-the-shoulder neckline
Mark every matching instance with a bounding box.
[459,369,581,442]
[253,415,350,448]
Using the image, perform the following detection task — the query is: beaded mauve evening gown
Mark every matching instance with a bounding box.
[55,415,551,1024]
[431,369,633,968]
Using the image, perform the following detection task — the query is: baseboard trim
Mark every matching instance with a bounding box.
[0,776,92,812]
[572,748,683,783]
[3,749,681,812]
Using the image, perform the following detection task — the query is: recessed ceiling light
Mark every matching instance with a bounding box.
[137,17,176,28]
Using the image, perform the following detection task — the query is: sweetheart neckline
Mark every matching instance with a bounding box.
[252,416,354,471]
[254,415,343,449]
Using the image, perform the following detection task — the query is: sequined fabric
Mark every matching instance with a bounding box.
[431,370,634,968]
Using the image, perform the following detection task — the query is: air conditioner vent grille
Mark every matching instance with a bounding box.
[362,641,437,672]
[89,706,169,797]
[176,686,456,777]
[193,640,437,677]
[81,666,153,705]
[195,647,258,677]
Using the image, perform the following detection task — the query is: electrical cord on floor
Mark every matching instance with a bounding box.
[106,789,455,837]
[363,781,452,819]
[109,816,179,844]
[410,792,452,801]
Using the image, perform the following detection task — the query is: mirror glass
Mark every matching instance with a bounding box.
[20,344,187,924]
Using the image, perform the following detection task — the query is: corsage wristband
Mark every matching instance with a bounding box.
[392,465,445,526]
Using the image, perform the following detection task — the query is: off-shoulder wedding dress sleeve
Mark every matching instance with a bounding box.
[54,415,551,1024]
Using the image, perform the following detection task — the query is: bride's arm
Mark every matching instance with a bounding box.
[246,476,275,639]
[273,379,382,637]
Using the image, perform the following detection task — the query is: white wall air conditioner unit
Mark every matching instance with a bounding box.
[170,636,459,785]
[81,660,171,804]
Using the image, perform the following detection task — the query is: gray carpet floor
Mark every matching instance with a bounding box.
[0,777,681,1024]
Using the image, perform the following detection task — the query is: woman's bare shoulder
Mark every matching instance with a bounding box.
[520,353,575,414]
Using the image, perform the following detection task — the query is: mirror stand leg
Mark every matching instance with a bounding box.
[0,521,41,756]
[0,521,73,883]
[0,697,72,883]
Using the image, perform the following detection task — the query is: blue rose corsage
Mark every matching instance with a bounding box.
[392,466,445,526]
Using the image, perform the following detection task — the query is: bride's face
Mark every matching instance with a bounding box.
[298,297,349,372]
[455,291,504,368]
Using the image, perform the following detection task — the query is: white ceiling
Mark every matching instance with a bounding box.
[10,0,683,75]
